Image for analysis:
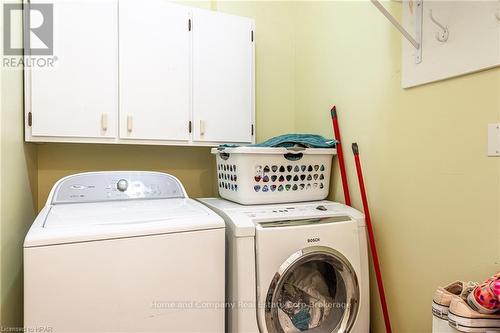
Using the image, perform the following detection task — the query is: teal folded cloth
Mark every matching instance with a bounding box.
[221,134,336,148]
[291,308,311,331]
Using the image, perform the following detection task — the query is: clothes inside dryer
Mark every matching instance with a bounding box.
[266,248,359,333]
[277,260,349,332]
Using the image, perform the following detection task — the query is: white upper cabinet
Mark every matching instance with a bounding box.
[27,0,118,139]
[25,1,255,146]
[192,9,254,144]
[119,0,191,141]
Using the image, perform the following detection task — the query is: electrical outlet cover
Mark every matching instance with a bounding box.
[487,123,500,157]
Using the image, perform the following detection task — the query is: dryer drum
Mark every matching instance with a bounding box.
[265,246,359,333]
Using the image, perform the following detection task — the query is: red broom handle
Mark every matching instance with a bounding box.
[352,143,392,333]
[330,106,351,206]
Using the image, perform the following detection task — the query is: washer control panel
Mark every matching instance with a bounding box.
[52,172,186,204]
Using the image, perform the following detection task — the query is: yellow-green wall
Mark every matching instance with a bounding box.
[293,1,500,332]
[0,0,38,327]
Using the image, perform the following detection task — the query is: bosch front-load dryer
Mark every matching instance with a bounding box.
[199,198,369,333]
[24,172,225,333]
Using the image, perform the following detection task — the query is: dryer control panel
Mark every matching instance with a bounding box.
[242,204,345,220]
[51,172,186,204]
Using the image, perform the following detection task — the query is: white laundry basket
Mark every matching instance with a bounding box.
[212,147,337,205]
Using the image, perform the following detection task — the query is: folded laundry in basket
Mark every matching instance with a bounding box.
[220,134,337,149]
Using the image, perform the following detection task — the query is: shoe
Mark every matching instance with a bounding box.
[433,281,478,320]
[448,297,500,332]
[468,273,500,314]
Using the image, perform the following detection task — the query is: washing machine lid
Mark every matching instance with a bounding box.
[45,198,213,228]
[25,198,223,247]
[25,172,224,247]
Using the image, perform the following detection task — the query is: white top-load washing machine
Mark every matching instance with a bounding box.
[24,171,225,333]
[199,198,369,333]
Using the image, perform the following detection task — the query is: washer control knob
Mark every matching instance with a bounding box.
[316,205,327,211]
[117,179,128,192]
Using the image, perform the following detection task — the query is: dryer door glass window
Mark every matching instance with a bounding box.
[265,246,359,333]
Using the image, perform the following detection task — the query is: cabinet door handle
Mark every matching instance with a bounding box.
[127,115,133,133]
[200,120,206,136]
[101,113,108,132]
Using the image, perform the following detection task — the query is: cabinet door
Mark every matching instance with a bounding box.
[192,10,254,143]
[119,0,191,141]
[29,0,118,138]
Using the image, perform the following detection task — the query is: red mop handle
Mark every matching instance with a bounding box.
[352,143,392,333]
[331,106,351,206]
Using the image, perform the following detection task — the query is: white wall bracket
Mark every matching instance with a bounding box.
[371,0,423,64]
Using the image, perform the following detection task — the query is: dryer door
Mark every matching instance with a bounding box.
[255,217,362,333]
[263,246,360,333]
